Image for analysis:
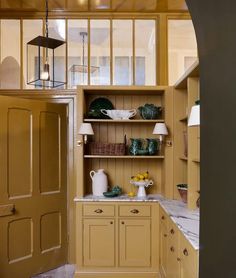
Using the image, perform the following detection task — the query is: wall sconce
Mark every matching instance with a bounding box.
[188,101,200,127]
[153,123,169,146]
[78,123,94,145]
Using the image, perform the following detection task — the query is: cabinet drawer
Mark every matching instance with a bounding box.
[83,204,115,217]
[119,205,151,217]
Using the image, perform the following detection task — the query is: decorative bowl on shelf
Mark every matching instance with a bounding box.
[138,104,162,120]
[88,97,114,119]
[100,109,137,120]
[130,179,153,198]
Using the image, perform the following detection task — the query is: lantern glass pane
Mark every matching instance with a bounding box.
[23,19,43,89]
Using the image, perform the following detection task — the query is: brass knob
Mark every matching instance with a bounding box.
[170,228,175,234]
[94,209,103,214]
[121,221,125,225]
[161,216,165,220]
[11,207,16,214]
[177,257,181,262]
[131,209,139,214]
[170,246,175,252]
[183,248,188,256]
[110,221,113,224]
[164,234,167,237]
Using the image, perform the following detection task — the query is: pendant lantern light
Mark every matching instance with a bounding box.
[27,0,66,88]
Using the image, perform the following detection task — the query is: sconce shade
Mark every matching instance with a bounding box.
[79,123,94,135]
[188,105,200,126]
[153,123,168,135]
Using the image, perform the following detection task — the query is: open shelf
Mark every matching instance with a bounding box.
[84,155,165,159]
[179,156,188,161]
[84,119,165,123]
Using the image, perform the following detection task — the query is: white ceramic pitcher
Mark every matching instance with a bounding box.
[90,169,108,196]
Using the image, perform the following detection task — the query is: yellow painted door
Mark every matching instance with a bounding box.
[0,96,67,278]
[119,219,151,267]
[83,218,115,266]
[160,221,168,277]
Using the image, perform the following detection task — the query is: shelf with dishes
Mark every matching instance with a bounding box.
[84,119,165,123]
[84,155,165,159]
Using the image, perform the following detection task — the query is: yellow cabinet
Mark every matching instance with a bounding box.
[179,233,198,278]
[83,218,115,267]
[76,202,159,277]
[159,207,168,277]
[159,206,198,278]
[119,219,151,267]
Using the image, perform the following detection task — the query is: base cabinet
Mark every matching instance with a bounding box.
[76,202,159,277]
[83,218,115,267]
[159,206,198,278]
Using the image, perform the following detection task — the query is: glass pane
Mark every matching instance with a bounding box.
[68,20,88,87]
[90,20,110,85]
[135,20,156,85]
[113,20,132,85]
[48,20,66,88]
[0,20,21,89]
[168,20,198,85]
[23,20,43,89]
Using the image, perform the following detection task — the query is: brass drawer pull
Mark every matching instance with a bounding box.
[121,221,125,225]
[110,221,113,224]
[94,209,103,214]
[183,248,188,256]
[170,228,175,234]
[170,246,175,252]
[177,257,181,262]
[161,215,165,220]
[164,234,167,237]
[130,209,139,214]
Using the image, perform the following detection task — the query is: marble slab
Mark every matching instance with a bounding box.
[74,194,199,250]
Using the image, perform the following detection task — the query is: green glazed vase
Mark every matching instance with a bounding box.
[129,138,142,155]
[146,138,159,155]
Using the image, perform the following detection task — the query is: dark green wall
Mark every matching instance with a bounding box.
[185,0,236,277]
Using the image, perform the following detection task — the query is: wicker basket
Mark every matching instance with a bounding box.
[88,142,126,156]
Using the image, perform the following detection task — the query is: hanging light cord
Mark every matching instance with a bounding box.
[45,0,49,38]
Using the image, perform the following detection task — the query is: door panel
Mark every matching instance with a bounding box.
[40,111,61,193]
[8,108,33,198]
[0,96,67,278]
[83,218,115,267]
[119,219,151,267]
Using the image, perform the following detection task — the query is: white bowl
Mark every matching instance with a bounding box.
[101,109,136,120]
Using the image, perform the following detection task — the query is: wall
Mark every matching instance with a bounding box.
[186,0,236,277]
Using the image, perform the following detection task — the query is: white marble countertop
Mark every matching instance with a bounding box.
[74,194,199,250]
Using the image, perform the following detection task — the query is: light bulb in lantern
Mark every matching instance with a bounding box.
[41,61,50,81]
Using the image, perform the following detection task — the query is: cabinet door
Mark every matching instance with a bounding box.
[167,242,181,278]
[83,218,115,267]
[160,222,168,277]
[180,235,198,278]
[119,219,151,267]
